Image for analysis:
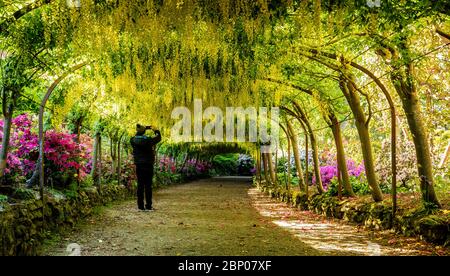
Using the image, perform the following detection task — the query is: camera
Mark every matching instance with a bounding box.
[146,126,153,130]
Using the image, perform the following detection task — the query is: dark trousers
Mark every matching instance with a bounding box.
[136,164,153,209]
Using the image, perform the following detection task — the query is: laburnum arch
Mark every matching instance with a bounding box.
[0,0,449,210]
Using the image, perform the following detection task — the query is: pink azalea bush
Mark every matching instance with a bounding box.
[154,155,212,186]
[43,130,92,177]
[313,158,365,190]
[159,156,177,173]
[182,158,212,176]
[0,114,36,174]
[194,160,212,175]
[0,113,92,182]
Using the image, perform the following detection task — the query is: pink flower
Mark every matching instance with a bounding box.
[2,113,93,179]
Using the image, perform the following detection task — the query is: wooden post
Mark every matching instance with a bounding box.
[98,135,102,190]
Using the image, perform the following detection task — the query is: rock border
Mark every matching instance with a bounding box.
[0,185,132,256]
[258,183,449,247]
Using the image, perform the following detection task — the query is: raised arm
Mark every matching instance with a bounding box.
[130,129,161,147]
[150,130,162,145]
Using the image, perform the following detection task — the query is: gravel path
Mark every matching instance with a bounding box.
[41,178,322,256]
[40,177,447,256]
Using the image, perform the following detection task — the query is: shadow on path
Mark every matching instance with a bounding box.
[249,188,445,256]
[41,177,445,256]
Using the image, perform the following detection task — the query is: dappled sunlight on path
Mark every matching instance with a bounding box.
[39,179,446,256]
[249,188,428,256]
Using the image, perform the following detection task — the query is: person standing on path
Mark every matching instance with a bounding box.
[130,124,162,211]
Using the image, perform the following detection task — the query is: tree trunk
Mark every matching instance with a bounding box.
[280,142,288,189]
[292,101,324,194]
[304,131,308,189]
[267,153,277,185]
[298,120,309,196]
[0,114,13,179]
[309,129,324,194]
[73,117,82,188]
[354,118,382,200]
[339,74,383,202]
[72,117,82,142]
[279,123,292,191]
[98,135,102,189]
[1,89,20,180]
[330,114,355,196]
[394,79,441,207]
[91,132,100,179]
[286,119,306,191]
[337,163,343,199]
[390,103,398,217]
[262,151,270,184]
[275,145,279,183]
[439,141,450,169]
[256,147,262,185]
[117,135,122,185]
[110,136,116,176]
[287,135,291,191]
[348,59,398,211]
[376,41,440,207]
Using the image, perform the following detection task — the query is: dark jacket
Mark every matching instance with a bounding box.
[130,130,162,165]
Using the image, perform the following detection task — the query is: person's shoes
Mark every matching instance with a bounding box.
[138,207,149,212]
[146,207,156,212]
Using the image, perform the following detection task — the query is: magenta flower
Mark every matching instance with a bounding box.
[312,157,365,190]
[1,113,92,179]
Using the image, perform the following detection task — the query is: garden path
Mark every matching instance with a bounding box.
[40,177,446,256]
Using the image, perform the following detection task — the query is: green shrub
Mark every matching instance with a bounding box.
[12,188,36,200]
[276,157,288,173]
[81,175,94,188]
[435,174,449,193]
[290,176,299,186]
[212,154,238,176]
[0,194,8,203]
[325,176,393,196]
[63,183,79,199]
[326,176,367,196]
[154,171,183,187]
